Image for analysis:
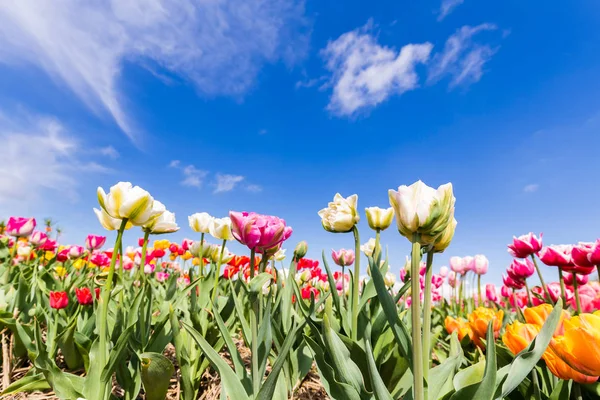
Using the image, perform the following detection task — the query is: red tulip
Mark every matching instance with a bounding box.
[153,248,166,258]
[169,243,179,253]
[508,233,543,258]
[39,239,57,252]
[49,291,69,309]
[56,249,69,262]
[75,287,94,305]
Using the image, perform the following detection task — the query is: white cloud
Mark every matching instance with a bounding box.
[214,174,245,193]
[169,162,208,188]
[99,145,119,159]
[427,24,498,88]
[322,22,432,116]
[437,0,464,21]
[0,111,108,205]
[0,0,309,141]
[246,184,263,193]
[523,184,540,193]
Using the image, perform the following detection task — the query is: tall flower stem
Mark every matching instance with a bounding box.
[98,218,128,397]
[351,226,361,341]
[422,251,434,383]
[118,241,124,304]
[477,274,482,306]
[530,255,551,304]
[410,235,424,400]
[572,272,581,314]
[210,239,227,307]
[249,249,260,395]
[341,265,346,307]
[524,280,533,307]
[198,233,205,279]
[139,231,150,284]
[558,268,566,305]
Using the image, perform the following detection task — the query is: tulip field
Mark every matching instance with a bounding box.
[2,181,600,400]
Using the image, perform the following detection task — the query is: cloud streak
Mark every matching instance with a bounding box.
[437,0,464,21]
[0,0,309,141]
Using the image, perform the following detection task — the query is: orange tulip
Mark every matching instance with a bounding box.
[502,321,539,355]
[444,316,473,342]
[552,312,600,377]
[468,307,504,342]
[523,303,570,336]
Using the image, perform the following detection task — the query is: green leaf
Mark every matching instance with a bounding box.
[0,372,50,395]
[499,299,563,399]
[428,332,463,400]
[101,324,135,382]
[365,338,393,400]
[183,321,251,400]
[453,361,485,390]
[249,273,274,295]
[140,352,175,400]
[256,321,306,400]
[170,309,195,400]
[369,257,412,364]
[229,280,252,346]
[321,251,351,334]
[258,298,274,380]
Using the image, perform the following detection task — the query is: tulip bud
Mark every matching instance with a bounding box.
[365,207,394,231]
[360,238,380,258]
[273,248,286,261]
[388,181,455,245]
[318,194,359,233]
[293,241,308,260]
[331,249,355,267]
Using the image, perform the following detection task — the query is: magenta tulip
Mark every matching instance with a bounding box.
[538,245,572,266]
[563,272,589,287]
[589,240,600,264]
[572,242,595,267]
[331,249,355,267]
[508,232,543,258]
[229,211,292,254]
[6,217,36,237]
[29,231,48,246]
[502,273,525,290]
[485,283,497,302]
[500,285,512,298]
[507,258,535,280]
[68,245,86,259]
[85,234,107,251]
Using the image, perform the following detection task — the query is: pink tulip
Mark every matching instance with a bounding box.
[509,291,528,309]
[68,245,86,259]
[507,258,535,280]
[144,263,155,274]
[399,268,408,283]
[538,245,572,266]
[530,286,546,306]
[90,251,110,267]
[122,257,134,271]
[229,211,293,254]
[502,273,525,290]
[463,256,475,272]
[449,256,466,274]
[571,284,598,313]
[6,217,36,237]
[29,231,48,246]
[485,283,497,302]
[156,271,170,282]
[563,272,589,287]
[331,249,355,267]
[589,240,600,264]
[473,254,489,275]
[547,282,573,303]
[181,238,194,251]
[447,271,457,287]
[39,239,57,252]
[508,232,543,258]
[500,285,512,298]
[439,266,448,277]
[85,234,107,251]
[431,274,444,289]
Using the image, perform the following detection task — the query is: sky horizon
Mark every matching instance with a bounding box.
[1,0,599,286]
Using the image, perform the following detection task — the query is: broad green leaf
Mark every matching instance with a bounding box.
[499,299,563,399]
[249,273,274,295]
[428,332,463,400]
[0,372,50,395]
[183,321,251,400]
[365,338,393,400]
[229,280,252,346]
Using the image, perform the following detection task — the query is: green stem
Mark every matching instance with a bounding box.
[341,265,346,307]
[374,229,381,263]
[249,248,259,394]
[558,268,566,305]
[531,368,541,400]
[139,231,150,284]
[531,255,552,304]
[410,235,424,400]
[572,272,581,314]
[477,274,482,306]
[351,226,361,341]
[422,251,434,383]
[198,232,205,279]
[573,383,583,400]
[118,241,124,305]
[210,239,227,307]
[3,240,18,285]
[98,218,128,398]
[524,279,533,307]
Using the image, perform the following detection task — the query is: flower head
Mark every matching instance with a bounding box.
[97,182,162,226]
[6,217,36,237]
[508,233,543,258]
[318,194,359,233]
[229,211,292,253]
[365,206,394,231]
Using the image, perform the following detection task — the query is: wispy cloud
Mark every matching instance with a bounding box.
[214,174,245,193]
[437,0,464,21]
[427,24,498,88]
[169,161,208,188]
[0,110,109,205]
[0,0,309,141]
[246,184,263,193]
[99,146,119,159]
[523,184,540,193]
[321,21,432,116]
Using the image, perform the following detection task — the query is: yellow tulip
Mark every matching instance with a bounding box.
[468,307,503,346]
[524,303,570,336]
[153,240,170,250]
[45,251,56,261]
[73,259,85,270]
[552,312,600,377]
[182,251,193,261]
[503,321,539,355]
[55,266,67,278]
[192,257,201,266]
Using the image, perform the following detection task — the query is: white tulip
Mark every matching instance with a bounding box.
[210,245,234,264]
[188,212,213,234]
[143,202,180,234]
[388,180,455,244]
[365,206,394,231]
[360,238,380,257]
[209,217,233,241]
[274,248,286,261]
[190,240,212,258]
[93,207,132,231]
[318,193,359,233]
[97,182,163,226]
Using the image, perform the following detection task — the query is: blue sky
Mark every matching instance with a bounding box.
[0,0,599,286]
